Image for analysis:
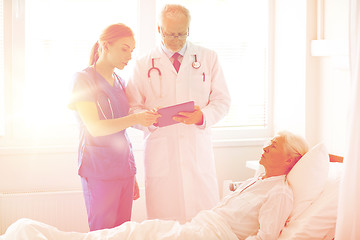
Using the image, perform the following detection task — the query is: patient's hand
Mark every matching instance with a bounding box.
[229,181,243,191]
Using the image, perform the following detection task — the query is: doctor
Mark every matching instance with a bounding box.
[126,4,231,222]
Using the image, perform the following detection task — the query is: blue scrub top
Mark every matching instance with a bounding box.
[69,67,136,180]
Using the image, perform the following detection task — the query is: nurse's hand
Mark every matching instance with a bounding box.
[134,111,160,127]
[173,105,204,125]
[133,177,140,200]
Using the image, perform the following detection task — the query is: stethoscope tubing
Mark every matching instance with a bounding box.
[148,54,201,76]
[92,63,124,120]
[97,98,114,120]
[147,58,162,78]
[147,54,201,98]
[148,58,163,97]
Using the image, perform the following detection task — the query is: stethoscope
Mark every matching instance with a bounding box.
[97,96,114,120]
[92,64,125,120]
[147,54,201,97]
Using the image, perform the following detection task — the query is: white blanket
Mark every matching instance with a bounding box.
[0,210,238,240]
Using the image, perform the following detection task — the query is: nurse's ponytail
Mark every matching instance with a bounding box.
[89,42,100,66]
[89,23,134,66]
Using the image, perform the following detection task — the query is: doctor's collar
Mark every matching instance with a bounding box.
[160,41,187,58]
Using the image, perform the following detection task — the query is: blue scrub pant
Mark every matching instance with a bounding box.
[81,176,135,231]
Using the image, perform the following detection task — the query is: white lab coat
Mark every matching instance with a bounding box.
[126,42,231,223]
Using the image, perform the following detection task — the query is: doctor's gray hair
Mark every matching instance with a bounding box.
[159,4,191,27]
[276,131,309,163]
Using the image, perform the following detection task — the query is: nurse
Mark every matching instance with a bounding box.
[68,23,160,231]
[126,4,231,223]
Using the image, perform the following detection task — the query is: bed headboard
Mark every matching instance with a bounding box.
[329,154,343,163]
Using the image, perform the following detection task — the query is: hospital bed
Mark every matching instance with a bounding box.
[230,143,343,240]
[0,143,342,240]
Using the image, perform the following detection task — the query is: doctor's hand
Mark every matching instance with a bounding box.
[133,111,160,127]
[173,105,204,125]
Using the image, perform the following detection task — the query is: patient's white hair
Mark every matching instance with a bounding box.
[276,131,309,163]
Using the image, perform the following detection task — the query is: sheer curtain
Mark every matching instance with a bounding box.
[335,0,360,238]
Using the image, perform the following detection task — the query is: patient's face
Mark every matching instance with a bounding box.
[260,136,290,170]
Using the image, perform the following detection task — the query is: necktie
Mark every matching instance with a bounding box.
[172,52,181,73]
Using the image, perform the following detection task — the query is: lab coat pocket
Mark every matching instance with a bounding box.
[190,71,212,106]
[144,137,169,178]
[80,145,132,180]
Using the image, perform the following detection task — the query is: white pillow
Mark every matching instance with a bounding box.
[286,143,330,221]
[278,162,343,240]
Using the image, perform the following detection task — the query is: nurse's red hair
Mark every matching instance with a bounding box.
[89,23,134,66]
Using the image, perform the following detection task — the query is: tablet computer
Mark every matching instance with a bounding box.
[155,101,195,127]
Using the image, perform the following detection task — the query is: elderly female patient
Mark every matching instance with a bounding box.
[1,131,308,240]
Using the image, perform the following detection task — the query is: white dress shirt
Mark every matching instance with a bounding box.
[160,41,187,64]
[213,175,293,240]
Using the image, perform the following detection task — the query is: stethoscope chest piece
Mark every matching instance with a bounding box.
[192,54,201,69]
[192,61,201,69]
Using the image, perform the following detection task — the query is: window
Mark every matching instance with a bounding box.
[1,0,273,147]
[25,0,137,136]
[3,0,138,145]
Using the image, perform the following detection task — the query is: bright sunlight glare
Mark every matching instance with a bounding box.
[22,0,138,136]
[17,0,269,138]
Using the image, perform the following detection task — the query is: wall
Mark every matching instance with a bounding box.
[0,148,80,193]
[317,0,349,155]
[273,0,349,155]
[273,0,307,137]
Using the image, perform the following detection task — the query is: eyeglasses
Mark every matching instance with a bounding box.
[160,28,189,40]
